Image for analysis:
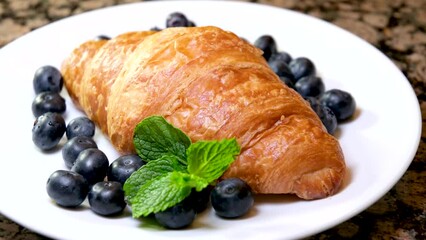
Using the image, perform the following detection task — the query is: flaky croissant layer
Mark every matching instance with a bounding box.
[61,26,346,199]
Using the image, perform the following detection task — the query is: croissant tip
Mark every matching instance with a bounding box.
[293,167,345,200]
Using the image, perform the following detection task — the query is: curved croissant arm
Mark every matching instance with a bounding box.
[61,26,346,199]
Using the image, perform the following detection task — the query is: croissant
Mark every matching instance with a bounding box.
[61,26,345,199]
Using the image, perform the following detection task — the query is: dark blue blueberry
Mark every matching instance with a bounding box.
[279,76,295,89]
[187,20,196,27]
[305,96,319,109]
[269,51,292,64]
[305,97,338,134]
[46,170,89,208]
[211,178,253,219]
[166,12,189,28]
[289,57,316,81]
[150,26,162,31]
[94,35,111,40]
[32,91,66,118]
[32,112,66,151]
[71,148,109,186]
[320,105,338,135]
[33,65,63,94]
[88,181,126,216]
[268,59,295,84]
[62,136,97,169]
[107,154,145,185]
[154,199,196,229]
[254,35,277,61]
[66,116,96,140]
[187,187,212,213]
[294,75,325,98]
[319,89,356,121]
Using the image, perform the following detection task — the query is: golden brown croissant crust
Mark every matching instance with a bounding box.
[61,26,346,199]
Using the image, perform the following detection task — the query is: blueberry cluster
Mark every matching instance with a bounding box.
[254,35,356,134]
[32,65,66,150]
[31,66,141,216]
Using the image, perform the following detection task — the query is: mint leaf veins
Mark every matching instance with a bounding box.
[124,116,241,218]
[187,139,240,183]
[131,171,209,217]
[123,154,186,203]
[133,115,191,164]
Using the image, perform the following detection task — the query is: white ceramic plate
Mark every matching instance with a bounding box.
[0,1,421,240]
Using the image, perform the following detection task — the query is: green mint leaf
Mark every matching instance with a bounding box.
[186,138,240,183]
[133,116,191,163]
[123,154,186,203]
[130,171,209,217]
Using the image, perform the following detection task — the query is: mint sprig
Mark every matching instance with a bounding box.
[124,116,240,218]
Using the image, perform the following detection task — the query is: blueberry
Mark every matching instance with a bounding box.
[279,76,296,89]
[71,148,109,186]
[187,187,212,213]
[289,57,316,81]
[88,181,126,216]
[62,136,97,169]
[294,75,325,98]
[46,170,89,208]
[94,35,111,40]
[305,96,318,108]
[187,20,196,27]
[66,116,96,139]
[268,59,295,84]
[33,65,63,94]
[150,26,162,31]
[107,154,145,185]
[319,89,356,121]
[154,199,196,229]
[320,106,338,135]
[166,12,189,28]
[32,112,66,151]
[269,51,292,64]
[254,35,277,61]
[306,97,337,134]
[211,178,254,219]
[32,91,66,118]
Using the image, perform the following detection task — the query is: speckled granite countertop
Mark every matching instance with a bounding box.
[0,0,424,239]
